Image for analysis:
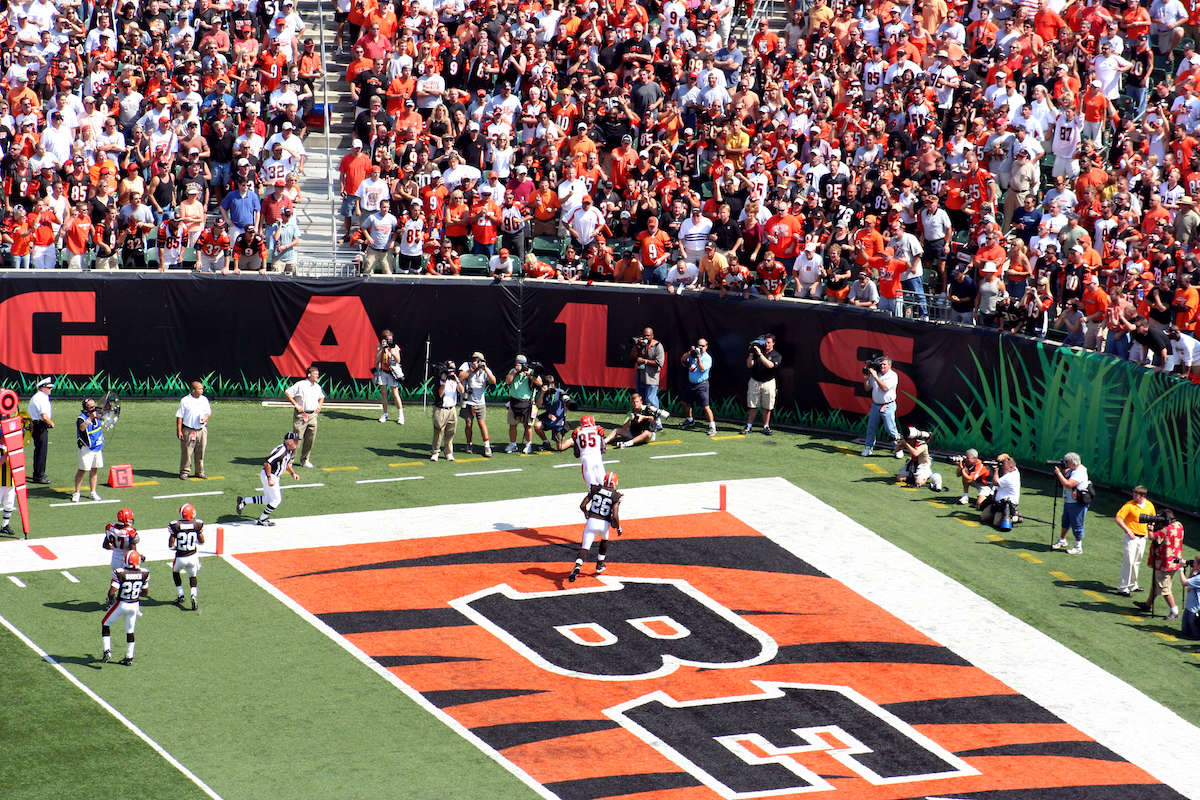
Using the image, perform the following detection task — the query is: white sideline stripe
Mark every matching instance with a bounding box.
[50,499,122,508]
[552,460,619,468]
[222,556,556,800]
[280,483,324,490]
[61,571,79,583]
[0,612,225,800]
[454,468,522,477]
[8,576,25,587]
[153,490,226,500]
[355,476,426,484]
[649,451,717,460]
[260,401,377,410]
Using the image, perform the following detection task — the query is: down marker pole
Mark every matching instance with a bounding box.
[215,526,224,556]
[719,484,726,511]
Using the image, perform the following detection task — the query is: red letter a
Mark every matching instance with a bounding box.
[271,296,377,379]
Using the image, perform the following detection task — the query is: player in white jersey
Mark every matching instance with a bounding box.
[101,550,149,666]
[569,472,623,582]
[236,431,300,526]
[103,507,140,571]
[396,204,426,274]
[169,503,205,610]
[565,414,607,487]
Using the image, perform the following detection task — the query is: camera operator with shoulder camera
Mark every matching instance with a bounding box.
[979,454,1021,530]
[861,356,900,457]
[1134,509,1185,620]
[953,449,992,507]
[533,374,576,451]
[896,427,943,491]
[1114,485,1155,596]
[430,360,463,462]
[504,354,543,454]
[458,352,496,457]
[743,333,781,436]
[604,393,662,449]
[629,328,665,429]
[680,339,716,437]
[1051,452,1092,555]
[375,329,405,425]
[1181,556,1200,641]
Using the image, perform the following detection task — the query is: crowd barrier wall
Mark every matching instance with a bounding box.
[1,274,1196,511]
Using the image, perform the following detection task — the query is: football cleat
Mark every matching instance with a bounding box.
[173,596,185,608]
[118,657,134,666]
[0,525,12,537]
[579,414,596,428]
[236,496,246,515]
[191,598,198,611]
[256,519,275,527]
[602,471,619,488]
[125,550,141,570]
[116,507,134,526]
[568,564,581,582]
[178,503,195,521]
[101,650,112,663]
[595,563,606,574]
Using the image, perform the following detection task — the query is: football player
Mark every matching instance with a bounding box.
[169,503,205,610]
[236,431,301,526]
[103,508,139,572]
[565,414,606,487]
[102,550,149,666]
[570,472,623,582]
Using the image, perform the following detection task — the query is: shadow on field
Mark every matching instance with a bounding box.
[49,653,103,670]
[45,599,108,614]
[134,468,188,481]
[229,456,268,466]
[321,410,371,421]
[365,446,405,458]
[520,566,574,585]
[502,525,577,548]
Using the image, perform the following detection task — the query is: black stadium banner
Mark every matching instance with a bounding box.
[1,274,1197,511]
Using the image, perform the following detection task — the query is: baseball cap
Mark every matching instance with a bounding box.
[282,121,294,130]
[237,158,250,166]
[282,207,293,215]
[274,179,286,187]
[352,138,363,148]
[499,247,510,256]
[468,121,480,131]
[516,354,527,363]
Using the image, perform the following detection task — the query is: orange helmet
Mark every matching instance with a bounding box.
[116,508,134,526]
[602,471,619,488]
[580,414,596,428]
[125,550,141,569]
[178,503,195,521]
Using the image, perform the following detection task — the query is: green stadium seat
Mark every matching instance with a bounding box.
[532,235,565,257]
[459,253,490,275]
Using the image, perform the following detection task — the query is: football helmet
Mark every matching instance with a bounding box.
[579,414,596,428]
[602,471,619,488]
[116,508,134,526]
[125,550,141,569]
[178,503,195,521]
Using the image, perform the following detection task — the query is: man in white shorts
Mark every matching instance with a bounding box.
[73,398,105,503]
[896,427,944,490]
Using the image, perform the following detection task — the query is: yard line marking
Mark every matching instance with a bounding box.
[1051,571,1075,581]
[925,500,947,509]
[49,499,122,508]
[901,486,918,491]
[863,463,888,474]
[650,451,717,460]
[1120,611,1144,621]
[61,571,79,583]
[1082,590,1111,603]
[954,517,979,527]
[322,466,359,472]
[189,476,224,481]
[1019,553,1044,564]
[355,476,426,485]
[8,576,25,587]
[1155,632,1178,641]
[647,439,682,446]
[153,490,226,500]
[280,483,325,490]
[520,450,556,457]
[0,612,225,799]
[711,434,744,440]
[455,468,523,477]
[986,534,1006,543]
[130,480,159,487]
[389,462,420,467]
[455,456,489,463]
[553,460,619,468]
[29,545,56,560]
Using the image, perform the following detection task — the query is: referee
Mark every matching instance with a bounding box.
[236,432,300,526]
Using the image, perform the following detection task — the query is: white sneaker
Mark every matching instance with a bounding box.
[302,460,314,468]
[860,449,872,457]
[379,413,388,423]
[707,424,716,436]
[90,491,101,501]
[894,449,905,459]
[1051,539,1068,550]
[446,452,455,461]
[430,453,439,461]
[504,442,518,454]
[483,443,492,457]
[958,493,970,505]
[465,443,473,454]
[397,410,405,425]
[1067,544,1082,555]
[71,492,80,503]
[522,442,532,455]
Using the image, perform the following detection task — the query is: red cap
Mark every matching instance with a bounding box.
[499,247,510,256]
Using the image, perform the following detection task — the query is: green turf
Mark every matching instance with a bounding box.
[3,398,1199,798]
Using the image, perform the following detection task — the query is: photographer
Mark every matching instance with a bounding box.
[861,356,900,457]
[743,333,781,436]
[430,360,463,462]
[533,374,575,451]
[1134,509,1185,620]
[1051,452,1092,555]
[458,351,496,457]
[375,329,405,425]
[1182,556,1200,641]
[629,328,665,425]
[896,427,943,490]
[1114,485,1155,596]
[604,393,658,449]
[504,355,543,454]
[1053,297,1087,348]
[979,455,1021,531]
[680,339,716,436]
[954,449,992,506]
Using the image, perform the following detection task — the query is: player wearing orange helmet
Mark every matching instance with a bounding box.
[103,507,140,572]
[570,472,623,582]
[102,549,149,666]
[169,503,206,611]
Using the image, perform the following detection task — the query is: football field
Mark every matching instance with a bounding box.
[1,400,1198,800]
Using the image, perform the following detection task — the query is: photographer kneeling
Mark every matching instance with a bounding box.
[978,455,1021,531]
[534,374,576,451]
[604,393,665,449]
[953,449,992,506]
[896,427,944,491]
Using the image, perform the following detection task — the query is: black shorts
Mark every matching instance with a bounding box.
[397,253,422,272]
[334,9,348,23]
[688,380,710,408]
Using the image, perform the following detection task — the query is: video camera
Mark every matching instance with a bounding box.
[689,345,703,359]
[518,360,545,376]
[862,356,886,375]
[749,336,769,354]
[429,359,457,381]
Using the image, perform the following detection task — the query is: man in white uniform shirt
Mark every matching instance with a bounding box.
[27,377,53,484]
[175,381,212,481]
[285,366,326,468]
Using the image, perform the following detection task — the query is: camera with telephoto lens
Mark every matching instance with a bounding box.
[904,426,932,442]
[1138,513,1170,528]
[690,345,702,359]
[862,356,886,375]
[1046,458,1068,469]
[631,335,650,349]
[749,336,769,354]
[949,454,966,464]
[520,360,545,376]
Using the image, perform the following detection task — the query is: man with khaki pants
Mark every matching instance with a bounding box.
[285,367,325,468]
[175,381,212,480]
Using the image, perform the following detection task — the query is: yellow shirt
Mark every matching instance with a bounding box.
[1116,499,1155,537]
[724,130,750,170]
